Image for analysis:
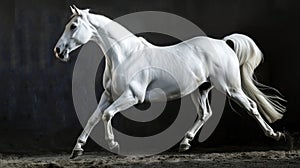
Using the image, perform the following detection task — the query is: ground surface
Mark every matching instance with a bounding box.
[0,150,300,168]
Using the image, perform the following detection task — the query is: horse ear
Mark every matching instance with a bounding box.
[70,6,76,14]
[72,5,81,15]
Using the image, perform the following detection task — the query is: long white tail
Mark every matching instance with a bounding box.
[223,33,286,123]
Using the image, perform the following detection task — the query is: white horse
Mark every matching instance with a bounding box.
[54,6,286,159]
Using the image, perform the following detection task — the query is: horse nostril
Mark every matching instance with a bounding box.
[58,54,64,59]
[55,47,61,54]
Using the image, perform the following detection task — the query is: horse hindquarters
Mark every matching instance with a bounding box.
[223,33,286,123]
[219,34,285,141]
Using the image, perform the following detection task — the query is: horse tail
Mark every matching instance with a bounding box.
[223,33,286,123]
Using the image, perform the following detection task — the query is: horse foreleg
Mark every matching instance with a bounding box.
[179,87,212,152]
[70,91,111,159]
[101,89,139,152]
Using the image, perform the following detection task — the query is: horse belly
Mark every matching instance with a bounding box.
[145,79,181,102]
[144,69,203,102]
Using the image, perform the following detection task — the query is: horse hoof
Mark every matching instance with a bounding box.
[179,143,191,152]
[109,141,120,154]
[70,148,84,159]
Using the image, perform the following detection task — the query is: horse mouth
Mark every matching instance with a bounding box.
[55,50,70,62]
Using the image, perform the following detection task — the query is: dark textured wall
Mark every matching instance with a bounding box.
[0,0,299,153]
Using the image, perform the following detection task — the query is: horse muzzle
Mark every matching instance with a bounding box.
[54,47,70,62]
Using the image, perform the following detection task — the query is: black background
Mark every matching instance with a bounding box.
[0,0,299,153]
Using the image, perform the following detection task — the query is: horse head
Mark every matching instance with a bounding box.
[54,5,94,62]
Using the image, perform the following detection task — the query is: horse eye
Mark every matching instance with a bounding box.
[70,24,77,30]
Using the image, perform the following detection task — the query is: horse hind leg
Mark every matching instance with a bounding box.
[228,88,284,140]
[179,82,213,152]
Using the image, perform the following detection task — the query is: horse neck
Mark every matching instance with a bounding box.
[87,13,142,69]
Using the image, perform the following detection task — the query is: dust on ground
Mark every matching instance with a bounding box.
[0,150,300,168]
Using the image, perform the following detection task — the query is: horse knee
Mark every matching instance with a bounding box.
[202,111,212,121]
[102,111,113,122]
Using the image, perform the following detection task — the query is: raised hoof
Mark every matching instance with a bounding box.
[179,143,191,152]
[70,148,84,159]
